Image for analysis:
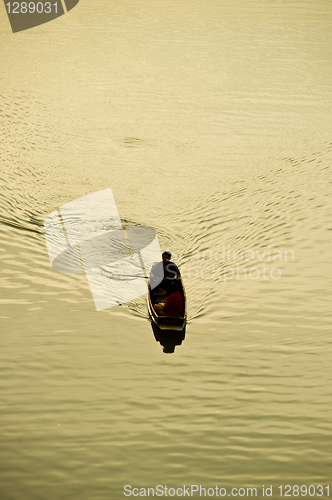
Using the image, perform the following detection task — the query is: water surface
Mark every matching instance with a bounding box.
[1,1,332,498]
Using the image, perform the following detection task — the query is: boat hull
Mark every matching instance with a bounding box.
[147,279,187,331]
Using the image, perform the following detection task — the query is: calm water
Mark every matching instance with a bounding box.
[1,1,332,498]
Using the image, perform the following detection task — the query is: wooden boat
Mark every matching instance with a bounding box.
[147,278,187,331]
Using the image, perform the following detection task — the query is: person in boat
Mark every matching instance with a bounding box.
[150,251,181,296]
[154,281,183,317]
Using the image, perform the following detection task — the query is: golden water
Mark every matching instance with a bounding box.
[1,1,332,498]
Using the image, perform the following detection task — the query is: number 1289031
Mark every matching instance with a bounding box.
[5,2,59,14]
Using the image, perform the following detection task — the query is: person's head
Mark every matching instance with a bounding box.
[162,251,171,264]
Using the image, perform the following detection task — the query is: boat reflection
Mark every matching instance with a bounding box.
[151,322,186,354]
